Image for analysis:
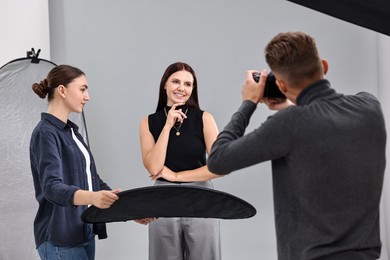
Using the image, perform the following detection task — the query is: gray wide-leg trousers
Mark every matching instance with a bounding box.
[149,180,221,260]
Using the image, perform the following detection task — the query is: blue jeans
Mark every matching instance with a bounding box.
[37,225,95,260]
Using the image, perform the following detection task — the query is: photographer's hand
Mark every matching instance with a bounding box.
[242,70,267,104]
[261,98,295,111]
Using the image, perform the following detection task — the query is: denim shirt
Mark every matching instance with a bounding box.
[30,113,111,248]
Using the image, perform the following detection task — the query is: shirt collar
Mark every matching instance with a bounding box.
[41,113,79,132]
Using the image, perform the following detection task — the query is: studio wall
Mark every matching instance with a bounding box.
[1,0,389,259]
[0,0,50,66]
[0,1,50,259]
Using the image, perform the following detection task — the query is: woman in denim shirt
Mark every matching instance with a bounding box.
[30,65,121,260]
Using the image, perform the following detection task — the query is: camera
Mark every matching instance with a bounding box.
[252,72,285,99]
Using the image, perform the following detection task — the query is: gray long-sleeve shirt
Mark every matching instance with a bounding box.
[208,79,386,260]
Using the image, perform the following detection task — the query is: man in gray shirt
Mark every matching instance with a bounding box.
[208,31,386,260]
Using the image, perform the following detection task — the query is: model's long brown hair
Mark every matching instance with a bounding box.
[156,62,200,112]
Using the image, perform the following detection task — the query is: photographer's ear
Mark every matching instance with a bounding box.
[322,59,328,76]
[276,80,287,95]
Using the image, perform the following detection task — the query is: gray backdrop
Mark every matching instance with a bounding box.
[25,0,380,259]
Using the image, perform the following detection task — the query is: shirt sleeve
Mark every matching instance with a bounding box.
[207,100,292,175]
[31,129,79,207]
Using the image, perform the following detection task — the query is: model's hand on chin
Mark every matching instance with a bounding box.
[165,103,187,128]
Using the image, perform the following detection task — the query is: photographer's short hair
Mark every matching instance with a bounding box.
[265,32,322,86]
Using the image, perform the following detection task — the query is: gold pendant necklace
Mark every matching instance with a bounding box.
[164,106,189,136]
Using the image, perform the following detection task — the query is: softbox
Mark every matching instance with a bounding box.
[287,0,390,36]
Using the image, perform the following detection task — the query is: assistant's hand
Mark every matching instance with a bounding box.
[242,70,268,104]
[261,97,295,111]
[92,189,121,209]
[133,218,158,225]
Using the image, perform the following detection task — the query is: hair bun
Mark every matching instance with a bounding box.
[32,79,49,99]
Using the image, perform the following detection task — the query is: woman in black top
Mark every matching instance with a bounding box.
[139,62,221,260]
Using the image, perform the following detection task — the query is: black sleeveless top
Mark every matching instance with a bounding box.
[148,106,206,175]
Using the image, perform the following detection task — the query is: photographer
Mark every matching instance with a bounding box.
[208,32,386,260]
